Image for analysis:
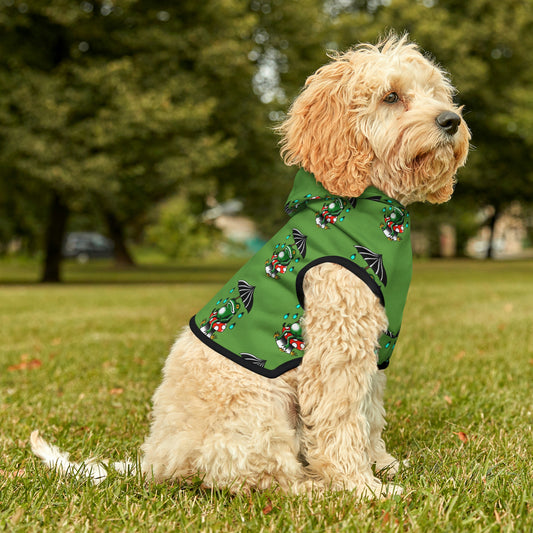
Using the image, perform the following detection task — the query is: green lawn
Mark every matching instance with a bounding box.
[1,260,532,532]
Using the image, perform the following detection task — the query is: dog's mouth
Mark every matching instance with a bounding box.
[407,146,459,203]
[411,130,467,171]
[411,151,430,170]
[410,147,446,171]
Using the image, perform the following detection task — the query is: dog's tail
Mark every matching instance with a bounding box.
[30,430,136,484]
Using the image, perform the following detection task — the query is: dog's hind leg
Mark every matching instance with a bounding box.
[191,373,309,493]
[297,263,402,498]
[141,330,308,493]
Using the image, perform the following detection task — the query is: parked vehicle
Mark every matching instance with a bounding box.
[62,232,114,263]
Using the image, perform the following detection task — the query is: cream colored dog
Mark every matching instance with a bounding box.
[32,35,469,498]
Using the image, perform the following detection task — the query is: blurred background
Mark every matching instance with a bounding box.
[1,0,532,282]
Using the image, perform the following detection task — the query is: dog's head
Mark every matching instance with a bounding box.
[278,34,470,205]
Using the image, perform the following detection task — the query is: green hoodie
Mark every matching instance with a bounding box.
[190,169,413,378]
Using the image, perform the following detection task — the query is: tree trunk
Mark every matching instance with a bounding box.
[104,210,136,267]
[486,205,500,259]
[41,191,69,283]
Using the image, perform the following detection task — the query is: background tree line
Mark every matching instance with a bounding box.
[1,0,532,281]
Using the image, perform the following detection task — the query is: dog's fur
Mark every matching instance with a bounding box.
[32,35,469,498]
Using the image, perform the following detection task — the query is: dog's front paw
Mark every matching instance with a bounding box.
[375,455,409,479]
[359,480,404,499]
[381,483,404,497]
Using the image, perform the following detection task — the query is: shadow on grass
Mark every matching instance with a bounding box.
[0,258,249,286]
[2,257,533,285]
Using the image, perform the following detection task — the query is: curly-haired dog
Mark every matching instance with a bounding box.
[32,35,469,497]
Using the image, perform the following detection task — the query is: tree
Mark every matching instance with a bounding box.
[0,0,334,278]
[0,1,255,280]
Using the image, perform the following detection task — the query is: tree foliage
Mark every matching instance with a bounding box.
[1,0,532,273]
[0,0,257,277]
[146,194,219,260]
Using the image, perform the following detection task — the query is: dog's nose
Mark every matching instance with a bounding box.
[436,111,461,136]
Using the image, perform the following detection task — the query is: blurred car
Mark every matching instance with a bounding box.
[62,232,114,263]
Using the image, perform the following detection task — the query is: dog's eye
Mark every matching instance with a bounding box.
[383,92,399,104]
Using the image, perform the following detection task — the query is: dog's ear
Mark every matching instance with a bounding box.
[278,58,373,197]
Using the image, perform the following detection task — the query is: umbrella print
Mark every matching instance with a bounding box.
[292,228,308,258]
[354,245,388,286]
[241,352,266,367]
[364,195,383,203]
[238,280,256,312]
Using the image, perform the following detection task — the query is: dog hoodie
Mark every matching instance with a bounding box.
[190,168,413,378]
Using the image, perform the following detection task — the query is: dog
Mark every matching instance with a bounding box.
[31,34,469,498]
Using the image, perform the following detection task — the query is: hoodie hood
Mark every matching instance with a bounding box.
[284,168,406,216]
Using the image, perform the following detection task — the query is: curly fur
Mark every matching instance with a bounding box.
[140,34,469,497]
[31,34,469,498]
[278,35,469,204]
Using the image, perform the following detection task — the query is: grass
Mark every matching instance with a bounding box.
[0,259,532,532]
